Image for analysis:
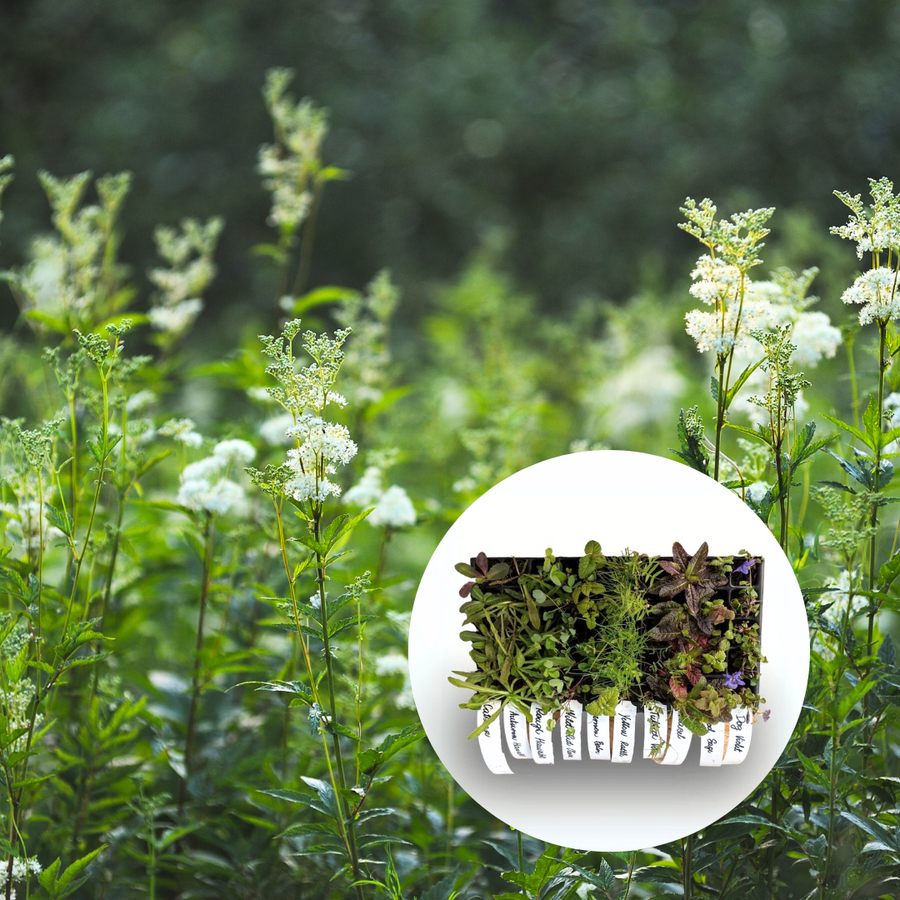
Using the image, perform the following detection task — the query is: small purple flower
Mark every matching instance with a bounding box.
[734,558,756,576]
[722,670,745,689]
[762,709,771,722]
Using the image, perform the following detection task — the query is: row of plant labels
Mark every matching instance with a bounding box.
[476,699,756,773]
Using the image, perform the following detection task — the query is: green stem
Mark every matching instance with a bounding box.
[623,850,636,899]
[864,320,888,741]
[683,833,694,900]
[375,526,392,586]
[445,780,454,876]
[272,504,358,878]
[61,374,112,641]
[292,177,325,299]
[766,778,778,894]
[713,355,727,482]
[717,854,740,900]
[313,522,364,897]
[847,331,861,431]
[178,513,214,813]
[517,830,524,873]
[820,709,839,898]
[148,817,157,900]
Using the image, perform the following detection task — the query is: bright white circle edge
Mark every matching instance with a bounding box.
[408,450,808,851]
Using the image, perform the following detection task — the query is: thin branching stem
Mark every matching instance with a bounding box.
[179,512,215,813]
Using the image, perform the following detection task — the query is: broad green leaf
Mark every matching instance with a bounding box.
[359,723,426,774]
[726,359,763,406]
[822,413,873,450]
[863,395,882,450]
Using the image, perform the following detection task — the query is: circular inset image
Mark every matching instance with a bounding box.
[408,450,807,851]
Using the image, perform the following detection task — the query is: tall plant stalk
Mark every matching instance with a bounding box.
[179,513,214,813]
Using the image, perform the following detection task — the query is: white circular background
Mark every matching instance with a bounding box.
[409,450,808,851]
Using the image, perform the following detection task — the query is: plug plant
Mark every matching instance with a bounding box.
[452,541,764,736]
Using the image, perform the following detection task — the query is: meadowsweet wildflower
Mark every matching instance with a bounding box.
[841,267,900,325]
[788,311,842,366]
[285,417,356,465]
[0,677,42,753]
[369,485,416,528]
[6,170,132,328]
[0,853,42,899]
[831,176,900,259]
[343,466,383,506]
[148,217,222,340]
[822,569,867,624]
[159,417,203,448]
[212,438,257,466]
[177,439,256,516]
[745,481,769,504]
[344,464,416,528]
[259,412,295,446]
[148,298,204,335]
[744,268,841,366]
[126,389,156,414]
[252,321,359,508]
[258,68,328,232]
[685,297,771,354]
[689,255,743,306]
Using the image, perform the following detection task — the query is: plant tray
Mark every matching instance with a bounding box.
[453,548,765,773]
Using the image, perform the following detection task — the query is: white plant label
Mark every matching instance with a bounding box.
[504,706,532,759]
[561,700,583,761]
[723,707,753,765]
[643,703,667,761]
[659,708,692,765]
[587,714,611,761]
[611,700,637,763]
[529,703,555,764]
[699,720,726,767]
[477,702,513,775]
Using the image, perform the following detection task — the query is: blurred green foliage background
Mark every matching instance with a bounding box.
[2,0,898,339]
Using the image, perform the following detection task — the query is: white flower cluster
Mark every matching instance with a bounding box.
[148,217,223,338]
[177,439,256,515]
[831,178,900,259]
[7,170,131,326]
[687,266,841,374]
[745,481,770,504]
[787,311,842,367]
[689,255,744,306]
[0,678,42,753]
[823,569,867,624]
[148,298,204,335]
[0,854,42,899]
[841,267,900,325]
[344,465,416,528]
[257,68,328,231]
[685,297,771,354]
[744,274,842,367]
[159,418,203,448]
[284,417,357,502]
[259,412,295,446]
